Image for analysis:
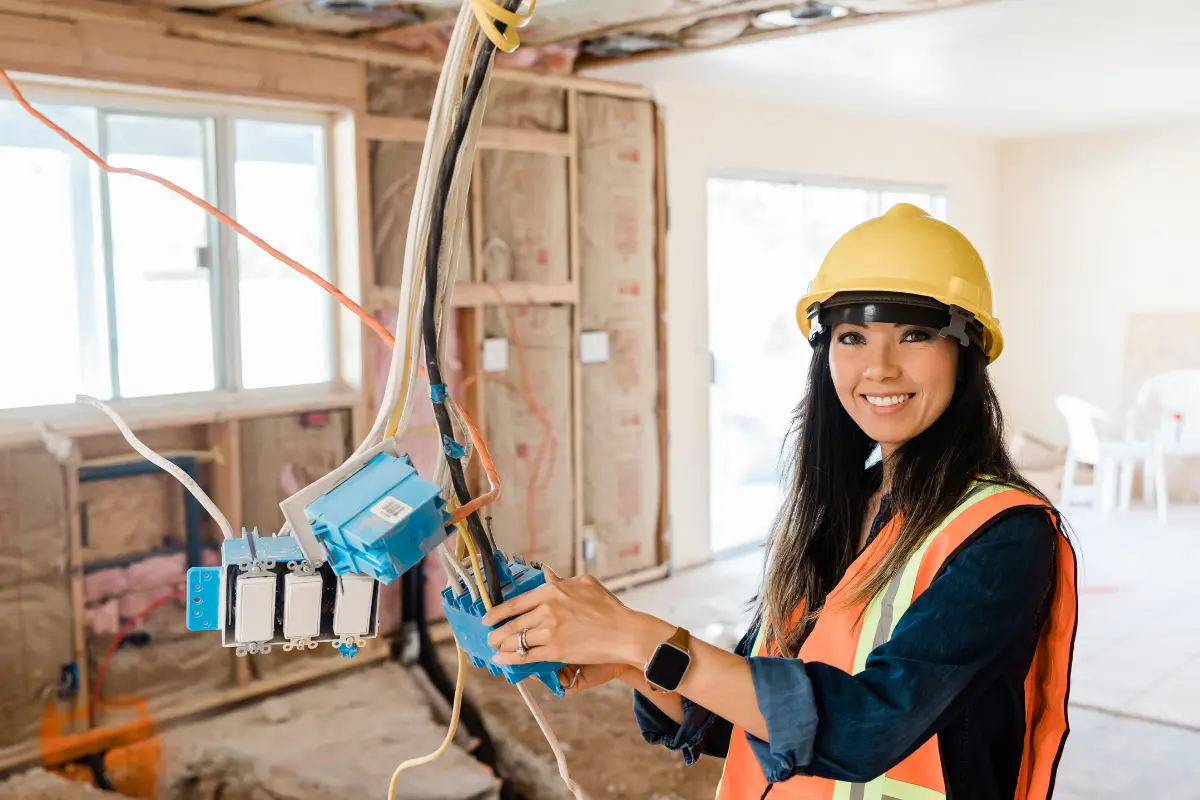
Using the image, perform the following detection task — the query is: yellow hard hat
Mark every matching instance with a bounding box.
[796,203,1003,362]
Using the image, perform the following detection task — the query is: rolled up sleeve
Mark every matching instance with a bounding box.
[744,656,819,782]
[633,692,721,765]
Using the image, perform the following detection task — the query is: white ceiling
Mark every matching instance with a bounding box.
[586,0,1200,138]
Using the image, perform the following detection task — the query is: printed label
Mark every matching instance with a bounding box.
[371,497,413,525]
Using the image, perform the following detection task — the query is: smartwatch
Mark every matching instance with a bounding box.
[644,627,692,692]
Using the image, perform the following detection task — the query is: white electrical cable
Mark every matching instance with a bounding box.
[517,683,591,800]
[74,394,236,540]
[356,3,478,459]
[439,542,477,601]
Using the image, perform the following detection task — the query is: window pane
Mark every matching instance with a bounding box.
[234,120,333,390]
[106,114,216,397]
[0,100,107,409]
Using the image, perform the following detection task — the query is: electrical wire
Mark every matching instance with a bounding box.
[387,641,468,800]
[74,395,236,540]
[517,683,590,800]
[419,16,515,609]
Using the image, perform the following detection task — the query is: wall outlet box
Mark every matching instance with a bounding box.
[483,337,509,373]
[580,331,610,365]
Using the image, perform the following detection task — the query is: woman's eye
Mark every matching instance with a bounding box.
[902,329,932,343]
[837,331,865,345]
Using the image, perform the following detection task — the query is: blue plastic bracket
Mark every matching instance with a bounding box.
[186,566,222,632]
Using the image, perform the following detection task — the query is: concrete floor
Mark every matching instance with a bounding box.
[618,504,1200,799]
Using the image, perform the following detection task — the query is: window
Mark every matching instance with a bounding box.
[707,179,947,553]
[0,85,337,412]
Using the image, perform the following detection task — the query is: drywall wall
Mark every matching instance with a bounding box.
[578,73,1000,568]
[996,123,1200,450]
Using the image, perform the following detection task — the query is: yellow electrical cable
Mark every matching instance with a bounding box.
[386,641,468,800]
[470,0,536,53]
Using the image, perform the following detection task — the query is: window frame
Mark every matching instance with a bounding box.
[0,77,353,433]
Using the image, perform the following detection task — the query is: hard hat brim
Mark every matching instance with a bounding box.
[797,285,1004,362]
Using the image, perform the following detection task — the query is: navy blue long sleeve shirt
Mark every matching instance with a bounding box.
[634,500,1058,800]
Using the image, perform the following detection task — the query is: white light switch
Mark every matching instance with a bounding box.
[333,574,375,636]
[283,572,323,640]
[235,574,277,644]
[483,337,509,373]
[580,331,610,365]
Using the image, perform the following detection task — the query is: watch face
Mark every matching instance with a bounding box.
[646,642,690,691]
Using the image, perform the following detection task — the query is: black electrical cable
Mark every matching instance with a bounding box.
[422,4,523,609]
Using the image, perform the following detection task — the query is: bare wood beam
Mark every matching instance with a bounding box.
[356,16,447,43]
[370,282,579,310]
[359,115,573,156]
[218,0,304,21]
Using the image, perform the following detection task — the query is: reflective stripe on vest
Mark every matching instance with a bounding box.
[715,483,1077,800]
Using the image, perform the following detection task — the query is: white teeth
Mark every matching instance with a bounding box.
[865,394,911,407]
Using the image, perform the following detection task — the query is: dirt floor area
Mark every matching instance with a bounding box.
[0,769,112,800]
[160,662,500,800]
[439,645,725,800]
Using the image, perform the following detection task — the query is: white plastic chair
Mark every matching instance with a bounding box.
[1131,369,1200,454]
[1055,395,1166,521]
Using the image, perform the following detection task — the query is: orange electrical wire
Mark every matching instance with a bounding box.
[446,400,500,527]
[0,70,393,349]
[2,69,504,521]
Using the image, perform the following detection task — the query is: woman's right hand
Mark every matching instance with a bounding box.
[558,663,639,696]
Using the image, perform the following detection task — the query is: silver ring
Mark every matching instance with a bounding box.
[516,629,528,657]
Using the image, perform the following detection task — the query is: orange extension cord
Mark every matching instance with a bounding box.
[0,69,506,525]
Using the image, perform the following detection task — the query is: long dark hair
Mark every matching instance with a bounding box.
[758,328,1049,657]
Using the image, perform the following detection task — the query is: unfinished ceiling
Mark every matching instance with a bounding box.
[119,0,988,73]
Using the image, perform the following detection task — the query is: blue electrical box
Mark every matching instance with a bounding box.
[441,555,566,697]
[305,452,449,584]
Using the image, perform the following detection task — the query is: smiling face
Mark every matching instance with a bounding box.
[828,321,959,455]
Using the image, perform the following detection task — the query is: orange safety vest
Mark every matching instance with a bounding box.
[716,482,1077,800]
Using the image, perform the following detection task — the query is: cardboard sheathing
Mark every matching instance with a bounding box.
[483,307,575,575]
[578,95,662,579]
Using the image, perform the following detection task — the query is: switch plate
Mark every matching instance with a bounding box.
[333,574,375,636]
[579,331,610,365]
[283,572,323,640]
[482,337,509,373]
[234,574,277,644]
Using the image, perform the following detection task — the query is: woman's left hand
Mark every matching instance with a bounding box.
[483,567,661,668]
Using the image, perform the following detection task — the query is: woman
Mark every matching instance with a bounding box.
[483,204,1077,800]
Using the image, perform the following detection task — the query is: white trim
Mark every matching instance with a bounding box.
[0,384,362,447]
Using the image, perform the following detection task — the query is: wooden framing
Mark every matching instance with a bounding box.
[0,0,666,775]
